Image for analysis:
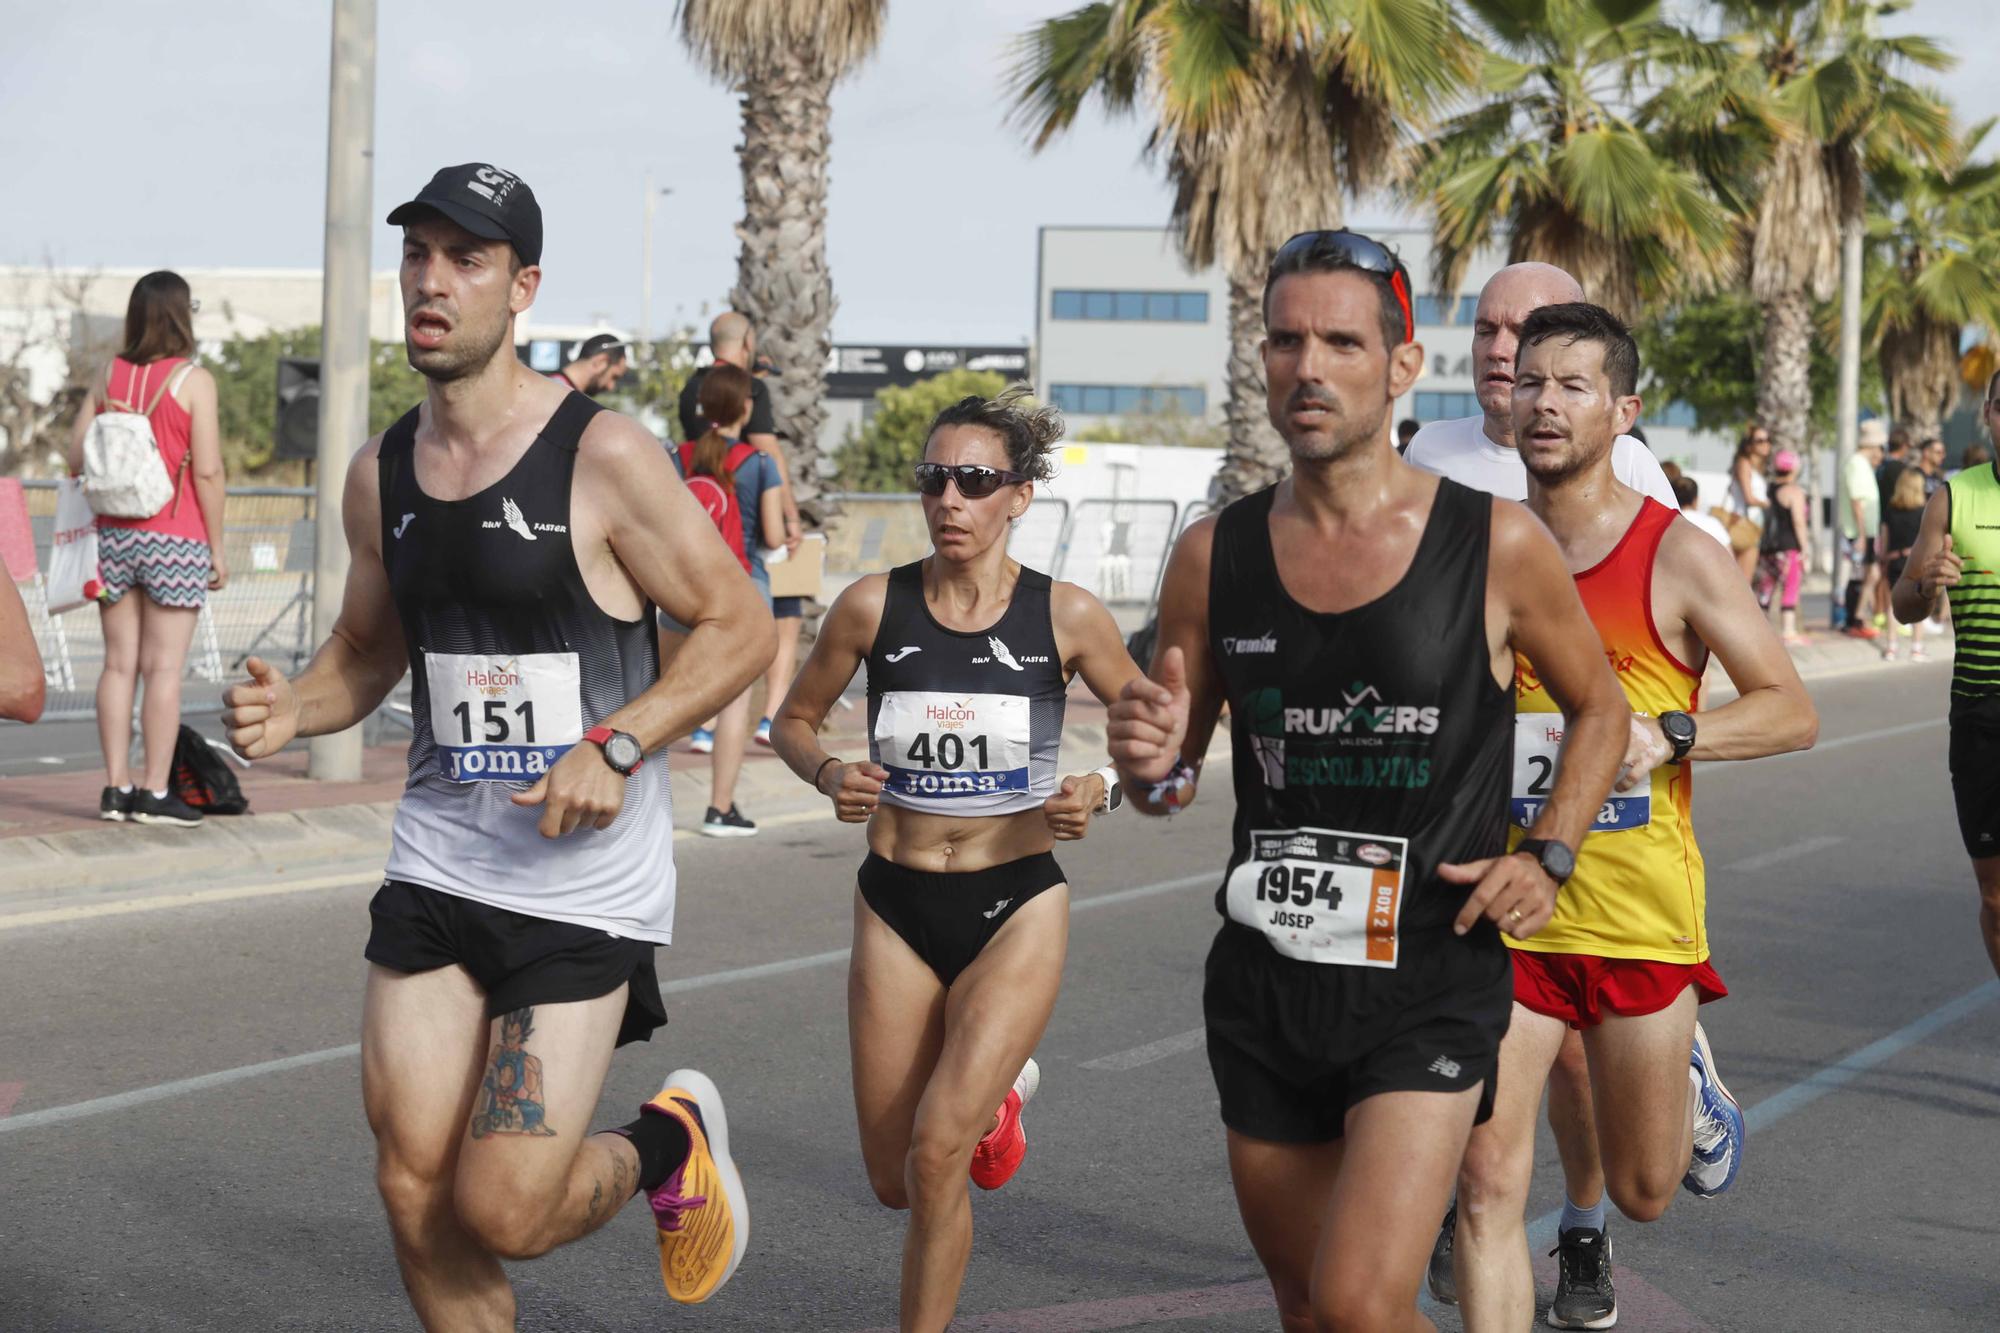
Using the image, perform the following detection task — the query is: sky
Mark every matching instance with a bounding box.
[3,0,1995,347]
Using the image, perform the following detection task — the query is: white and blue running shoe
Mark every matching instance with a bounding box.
[1684,1020,1744,1197]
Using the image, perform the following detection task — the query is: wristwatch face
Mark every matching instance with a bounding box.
[603,732,642,773]
[1662,712,1696,745]
[1543,841,1576,882]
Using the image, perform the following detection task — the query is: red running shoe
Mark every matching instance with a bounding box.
[970,1058,1040,1191]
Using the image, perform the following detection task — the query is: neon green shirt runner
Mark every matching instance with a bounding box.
[1946,462,2000,716]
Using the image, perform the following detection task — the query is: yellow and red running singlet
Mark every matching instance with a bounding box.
[1509,499,1708,964]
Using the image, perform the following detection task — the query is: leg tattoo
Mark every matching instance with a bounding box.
[469,1007,558,1139]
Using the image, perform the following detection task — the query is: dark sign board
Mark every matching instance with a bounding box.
[515,340,1030,399]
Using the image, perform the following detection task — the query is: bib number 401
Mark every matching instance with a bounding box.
[905,732,988,770]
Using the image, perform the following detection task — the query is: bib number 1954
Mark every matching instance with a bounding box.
[1224,827,1407,969]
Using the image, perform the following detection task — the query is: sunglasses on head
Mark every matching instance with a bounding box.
[914,463,1026,498]
[1271,230,1415,343]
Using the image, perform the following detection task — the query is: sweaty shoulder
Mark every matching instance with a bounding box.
[575,408,675,473]
[1486,495,1552,564]
[826,572,890,651]
[1654,509,1739,596]
[1049,577,1111,630]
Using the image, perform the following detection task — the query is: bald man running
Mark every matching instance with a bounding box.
[1410,263,1673,1325]
[1405,264,1677,509]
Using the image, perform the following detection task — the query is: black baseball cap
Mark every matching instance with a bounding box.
[386,163,543,266]
[575,333,627,360]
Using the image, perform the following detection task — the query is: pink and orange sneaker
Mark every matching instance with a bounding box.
[642,1069,748,1304]
[970,1058,1040,1191]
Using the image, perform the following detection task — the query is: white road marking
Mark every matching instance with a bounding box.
[1081,1026,1206,1071]
[0,871,1215,1133]
[1718,834,1845,874]
[1742,717,1945,764]
[0,807,844,932]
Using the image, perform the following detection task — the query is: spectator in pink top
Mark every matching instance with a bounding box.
[65,270,227,826]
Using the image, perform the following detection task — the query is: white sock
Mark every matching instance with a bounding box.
[150,789,169,800]
[116,784,133,794]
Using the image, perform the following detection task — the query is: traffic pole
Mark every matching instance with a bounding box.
[309,0,375,782]
[1832,215,1863,621]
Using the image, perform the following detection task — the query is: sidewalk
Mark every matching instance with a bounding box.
[0,695,1121,898]
[0,625,1932,900]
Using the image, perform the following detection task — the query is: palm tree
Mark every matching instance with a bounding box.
[1409,0,1736,323]
[1011,1,1470,502]
[1866,122,2000,444]
[1702,0,1950,459]
[677,0,886,524]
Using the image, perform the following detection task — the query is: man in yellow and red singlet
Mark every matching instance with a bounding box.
[1448,304,1820,1330]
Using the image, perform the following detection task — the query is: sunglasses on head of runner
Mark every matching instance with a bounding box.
[1270,230,1415,344]
[913,463,1028,498]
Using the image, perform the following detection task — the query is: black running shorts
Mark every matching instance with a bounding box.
[857,851,1066,986]
[1949,716,2000,860]
[365,880,667,1046]
[1203,920,1512,1143]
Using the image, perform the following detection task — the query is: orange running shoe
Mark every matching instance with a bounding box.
[642,1069,748,1304]
[970,1058,1040,1191]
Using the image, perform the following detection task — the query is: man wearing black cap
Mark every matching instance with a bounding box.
[221,162,770,1318]
[554,333,630,396]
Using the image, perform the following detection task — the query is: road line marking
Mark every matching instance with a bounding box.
[1718,834,1845,874]
[1082,1026,1205,1072]
[0,809,843,931]
[1742,717,1945,764]
[1416,977,2000,1317]
[0,870,1215,1134]
[1741,979,2000,1131]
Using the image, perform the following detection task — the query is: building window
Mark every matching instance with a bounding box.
[1414,391,1481,421]
[1051,384,1208,416]
[1050,290,1210,323]
[1642,401,1698,429]
[1412,295,1479,326]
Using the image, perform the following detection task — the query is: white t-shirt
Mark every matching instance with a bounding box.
[1682,507,1733,549]
[1404,414,1680,510]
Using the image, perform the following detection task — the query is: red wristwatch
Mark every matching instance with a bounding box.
[583,724,645,776]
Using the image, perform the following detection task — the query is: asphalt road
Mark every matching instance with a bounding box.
[3,665,1996,1332]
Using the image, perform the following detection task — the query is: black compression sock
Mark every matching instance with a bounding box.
[612,1106,694,1194]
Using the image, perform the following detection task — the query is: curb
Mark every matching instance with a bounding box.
[3,722,1148,899]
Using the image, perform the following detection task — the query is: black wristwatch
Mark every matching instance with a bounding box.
[584,725,645,776]
[1515,838,1576,885]
[1659,710,1697,764]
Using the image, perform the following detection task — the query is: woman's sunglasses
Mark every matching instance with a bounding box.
[913,463,1026,499]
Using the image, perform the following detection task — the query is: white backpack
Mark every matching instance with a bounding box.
[81,360,194,519]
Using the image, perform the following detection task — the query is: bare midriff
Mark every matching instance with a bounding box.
[866,802,1053,873]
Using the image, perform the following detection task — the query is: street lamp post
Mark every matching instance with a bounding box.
[640,179,673,352]
[310,0,375,782]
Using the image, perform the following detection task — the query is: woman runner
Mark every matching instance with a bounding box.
[771,388,1139,1330]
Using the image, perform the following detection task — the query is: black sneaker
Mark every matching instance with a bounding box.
[1547,1225,1617,1329]
[129,789,204,828]
[1426,1203,1457,1305]
[699,805,757,838]
[98,787,135,823]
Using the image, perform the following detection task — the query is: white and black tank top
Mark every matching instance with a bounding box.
[866,561,1066,816]
[377,392,678,943]
[1207,481,1512,969]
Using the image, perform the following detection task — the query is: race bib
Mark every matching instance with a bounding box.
[1511,714,1650,832]
[873,690,1031,801]
[425,652,584,783]
[1224,827,1406,968]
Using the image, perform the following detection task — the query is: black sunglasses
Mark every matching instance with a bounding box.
[913,463,1027,498]
[1271,230,1415,342]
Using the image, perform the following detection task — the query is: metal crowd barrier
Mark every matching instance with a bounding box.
[14,483,1208,723]
[19,482,319,722]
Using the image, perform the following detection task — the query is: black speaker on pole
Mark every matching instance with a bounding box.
[275,357,321,461]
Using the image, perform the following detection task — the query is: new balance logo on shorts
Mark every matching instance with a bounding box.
[1428,1055,1462,1080]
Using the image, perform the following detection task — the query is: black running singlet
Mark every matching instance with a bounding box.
[1207,480,1513,966]
[866,561,1066,816]
[374,392,678,942]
